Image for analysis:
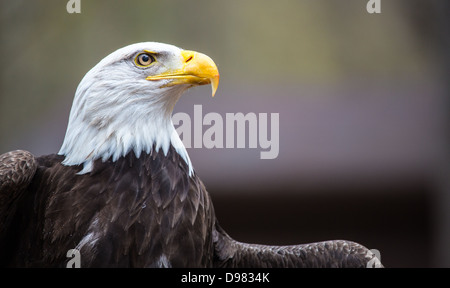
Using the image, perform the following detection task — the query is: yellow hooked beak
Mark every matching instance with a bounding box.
[146,50,219,97]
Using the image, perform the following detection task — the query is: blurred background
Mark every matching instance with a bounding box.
[1,0,449,267]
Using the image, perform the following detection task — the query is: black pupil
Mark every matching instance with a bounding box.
[140,54,150,64]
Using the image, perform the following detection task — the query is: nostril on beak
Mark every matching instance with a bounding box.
[185,55,193,63]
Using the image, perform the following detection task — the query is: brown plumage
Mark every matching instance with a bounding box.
[0,149,382,268]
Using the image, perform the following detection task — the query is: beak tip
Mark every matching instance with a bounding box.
[211,75,219,97]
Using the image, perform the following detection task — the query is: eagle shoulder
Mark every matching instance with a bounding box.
[0,150,37,240]
[0,150,37,201]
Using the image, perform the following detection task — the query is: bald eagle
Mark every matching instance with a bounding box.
[0,42,382,268]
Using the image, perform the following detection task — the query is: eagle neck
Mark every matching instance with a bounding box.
[58,86,193,176]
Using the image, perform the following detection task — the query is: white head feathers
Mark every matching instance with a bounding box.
[58,42,219,176]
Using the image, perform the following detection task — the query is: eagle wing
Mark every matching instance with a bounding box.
[213,223,383,268]
[0,150,37,235]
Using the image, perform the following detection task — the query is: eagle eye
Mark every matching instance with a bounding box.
[135,53,155,67]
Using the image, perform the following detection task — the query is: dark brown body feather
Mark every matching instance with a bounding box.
[0,148,214,267]
[0,149,382,268]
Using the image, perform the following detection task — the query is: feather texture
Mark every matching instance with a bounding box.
[0,149,382,268]
[0,147,213,267]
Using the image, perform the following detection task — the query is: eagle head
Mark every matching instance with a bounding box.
[58,42,219,175]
